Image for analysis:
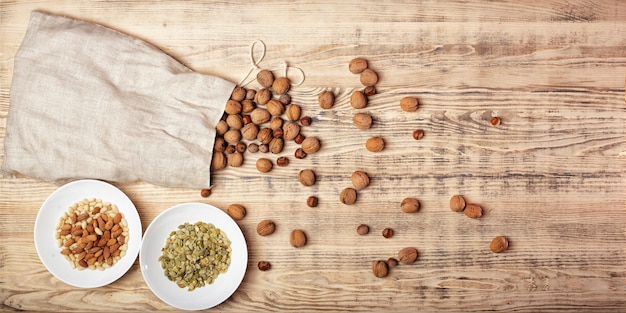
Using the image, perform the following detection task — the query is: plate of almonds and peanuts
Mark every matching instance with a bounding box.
[34,179,142,288]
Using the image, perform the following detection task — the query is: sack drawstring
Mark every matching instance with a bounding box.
[238,40,305,88]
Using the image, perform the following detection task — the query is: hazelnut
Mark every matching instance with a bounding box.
[241,99,256,113]
[226,114,243,130]
[250,108,271,125]
[350,91,368,109]
[200,188,211,198]
[365,137,385,152]
[257,128,273,144]
[412,129,424,140]
[242,115,252,125]
[290,229,307,248]
[490,116,501,126]
[490,236,509,253]
[224,100,242,115]
[400,96,419,112]
[282,121,300,141]
[464,203,483,218]
[301,137,321,154]
[294,148,307,159]
[245,89,256,100]
[269,138,284,154]
[223,129,242,144]
[356,224,369,235]
[227,204,246,220]
[387,258,399,267]
[259,144,269,153]
[279,94,291,105]
[351,171,370,190]
[256,70,274,88]
[360,69,378,87]
[400,197,420,213]
[449,195,466,212]
[254,88,272,105]
[227,152,244,167]
[294,134,306,144]
[372,260,389,278]
[397,247,418,264]
[248,143,259,153]
[241,123,259,141]
[225,145,236,154]
[349,58,368,74]
[256,220,276,236]
[270,116,284,130]
[211,151,227,171]
[298,169,316,186]
[216,120,229,135]
[300,116,312,126]
[382,228,394,238]
[285,104,302,121]
[318,91,335,109]
[231,86,246,101]
[339,188,357,205]
[258,261,271,271]
[276,156,289,167]
[272,77,291,94]
[363,86,376,96]
[306,196,319,208]
[256,158,273,173]
[266,99,285,116]
[353,113,373,130]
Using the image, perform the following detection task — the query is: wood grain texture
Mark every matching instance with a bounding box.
[1,0,625,312]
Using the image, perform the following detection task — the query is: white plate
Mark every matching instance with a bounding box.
[140,202,248,310]
[34,179,142,288]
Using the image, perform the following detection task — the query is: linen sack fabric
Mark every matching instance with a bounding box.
[2,11,235,189]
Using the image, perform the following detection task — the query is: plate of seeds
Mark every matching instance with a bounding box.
[140,202,248,310]
[34,179,142,288]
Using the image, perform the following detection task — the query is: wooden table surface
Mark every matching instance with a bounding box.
[1,1,625,312]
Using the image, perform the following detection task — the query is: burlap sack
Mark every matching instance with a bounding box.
[2,11,235,189]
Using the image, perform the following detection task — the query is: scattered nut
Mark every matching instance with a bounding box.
[256,70,274,88]
[282,121,300,141]
[223,129,242,144]
[224,100,242,115]
[298,169,316,186]
[255,88,272,105]
[248,143,259,153]
[225,145,236,154]
[397,247,418,264]
[245,89,256,100]
[259,143,269,153]
[256,220,276,236]
[363,86,376,96]
[266,99,285,116]
[235,141,247,153]
[490,236,509,253]
[356,224,369,235]
[241,123,259,141]
[256,158,273,173]
[276,156,289,167]
[490,116,501,126]
[353,113,373,130]
[227,152,244,167]
[290,229,307,248]
[272,77,291,94]
[227,204,246,220]
[272,128,283,140]
[351,171,370,190]
[365,137,385,152]
[318,91,335,109]
[372,260,389,278]
[306,196,319,208]
[464,203,483,218]
[270,116,284,130]
[200,189,211,198]
[382,228,394,238]
[250,108,271,125]
[231,86,246,101]
[349,58,368,74]
[294,134,306,144]
[412,129,424,140]
[339,188,357,205]
[449,195,466,212]
[301,137,321,154]
[387,258,399,267]
[360,69,379,87]
[257,128,273,144]
[300,116,312,126]
[242,99,256,113]
[294,148,307,159]
[211,151,227,171]
[400,97,419,112]
[269,138,284,154]
[285,104,302,121]
[350,91,368,109]
[279,94,291,105]
[400,198,420,213]
[258,261,271,271]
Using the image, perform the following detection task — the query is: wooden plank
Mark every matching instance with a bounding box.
[1,0,625,312]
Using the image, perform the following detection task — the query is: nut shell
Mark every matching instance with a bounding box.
[227,204,246,220]
[397,247,418,264]
[256,220,276,236]
[372,260,389,278]
[339,188,357,205]
[365,137,385,152]
[400,198,420,213]
[490,236,509,253]
[290,229,307,247]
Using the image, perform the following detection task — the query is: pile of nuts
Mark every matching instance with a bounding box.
[55,198,129,270]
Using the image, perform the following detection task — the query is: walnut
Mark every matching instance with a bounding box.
[298,169,316,186]
[353,113,373,130]
[397,247,418,264]
[350,91,367,109]
[227,152,244,167]
[256,70,274,88]
[256,220,276,236]
[351,171,370,190]
[400,96,419,112]
[289,229,307,248]
[254,88,272,105]
[269,138,284,154]
[282,121,300,141]
[285,104,301,121]
[256,158,273,173]
[211,151,226,171]
[339,188,357,205]
[257,127,273,144]
[224,100,242,115]
[372,260,389,278]
[231,86,246,101]
[318,91,335,109]
[360,69,378,87]
[365,137,385,152]
[301,137,320,154]
[223,129,242,144]
[250,108,270,125]
[241,123,259,141]
[266,99,285,116]
[449,195,466,212]
[400,198,420,213]
[227,204,246,220]
[349,58,368,74]
[272,77,291,94]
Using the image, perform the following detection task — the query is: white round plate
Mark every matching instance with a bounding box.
[34,179,142,288]
[140,202,248,311]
